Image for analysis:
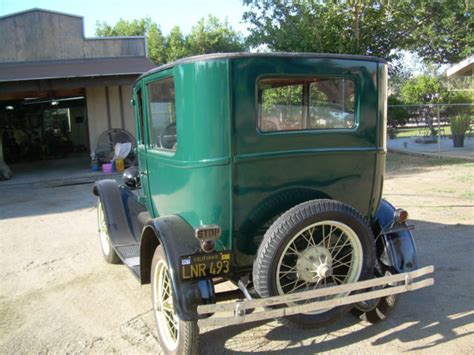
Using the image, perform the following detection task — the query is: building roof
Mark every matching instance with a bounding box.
[0,56,156,82]
[0,8,82,20]
[447,55,474,77]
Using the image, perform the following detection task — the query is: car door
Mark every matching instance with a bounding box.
[133,84,153,212]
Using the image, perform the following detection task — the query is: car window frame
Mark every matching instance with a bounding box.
[256,75,359,134]
[135,86,146,145]
[144,75,177,154]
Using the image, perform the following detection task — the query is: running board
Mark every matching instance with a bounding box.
[115,244,141,280]
[197,265,434,327]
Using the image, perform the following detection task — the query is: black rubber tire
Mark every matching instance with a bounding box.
[350,267,399,323]
[253,199,375,329]
[97,199,121,264]
[151,246,199,355]
[351,294,398,323]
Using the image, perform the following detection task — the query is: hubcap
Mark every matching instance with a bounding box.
[296,246,333,282]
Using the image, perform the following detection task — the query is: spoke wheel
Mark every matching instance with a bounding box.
[276,220,363,314]
[97,199,120,264]
[151,246,199,355]
[253,199,375,328]
[153,258,179,350]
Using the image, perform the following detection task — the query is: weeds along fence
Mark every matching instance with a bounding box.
[387,103,473,158]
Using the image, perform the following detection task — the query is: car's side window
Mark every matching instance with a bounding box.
[146,77,177,151]
[258,77,356,132]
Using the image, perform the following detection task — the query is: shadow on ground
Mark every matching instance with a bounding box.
[0,156,122,220]
[201,219,474,354]
[0,179,103,220]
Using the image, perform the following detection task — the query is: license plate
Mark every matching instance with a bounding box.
[179,251,231,280]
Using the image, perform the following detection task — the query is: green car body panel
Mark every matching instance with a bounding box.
[132,53,387,271]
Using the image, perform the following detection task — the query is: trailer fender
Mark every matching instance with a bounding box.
[141,216,215,321]
[372,199,418,273]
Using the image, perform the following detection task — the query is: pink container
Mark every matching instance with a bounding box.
[102,163,112,174]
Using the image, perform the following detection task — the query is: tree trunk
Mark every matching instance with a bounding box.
[354,4,360,52]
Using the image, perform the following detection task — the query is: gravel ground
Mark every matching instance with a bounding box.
[1,153,473,354]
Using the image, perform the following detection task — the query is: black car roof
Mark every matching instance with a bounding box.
[135,52,387,84]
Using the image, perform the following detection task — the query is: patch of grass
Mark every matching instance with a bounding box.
[431,188,456,194]
[462,191,474,200]
[455,175,474,183]
[395,126,453,138]
[395,127,424,138]
[394,124,474,139]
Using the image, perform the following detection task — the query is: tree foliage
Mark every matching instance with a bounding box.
[402,0,473,64]
[400,75,447,104]
[96,17,167,64]
[244,1,405,60]
[147,23,167,65]
[387,95,409,127]
[95,15,247,65]
[166,26,189,62]
[187,15,247,55]
[96,18,151,37]
[242,0,473,64]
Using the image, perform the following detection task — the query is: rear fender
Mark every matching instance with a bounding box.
[140,216,215,321]
[372,199,418,273]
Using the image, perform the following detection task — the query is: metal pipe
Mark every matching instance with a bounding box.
[238,280,253,300]
[437,105,441,159]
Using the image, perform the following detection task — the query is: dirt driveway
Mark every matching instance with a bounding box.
[1,153,473,354]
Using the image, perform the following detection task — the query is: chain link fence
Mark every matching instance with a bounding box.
[387,103,473,159]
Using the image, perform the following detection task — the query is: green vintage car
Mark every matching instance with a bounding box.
[94,53,433,354]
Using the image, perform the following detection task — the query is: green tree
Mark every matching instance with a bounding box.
[243,0,405,60]
[187,15,247,55]
[165,26,189,62]
[387,95,410,127]
[96,18,151,36]
[399,75,472,135]
[402,0,473,64]
[242,0,473,64]
[96,18,167,65]
[96,16,248,64]
[147,23,167,65]
[400,76,446,105]
[399,75,447,135]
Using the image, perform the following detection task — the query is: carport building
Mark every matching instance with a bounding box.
[0,8,155,165]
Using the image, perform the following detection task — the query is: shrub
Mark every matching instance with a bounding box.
[387,127,397,139]
[450,115,471,135]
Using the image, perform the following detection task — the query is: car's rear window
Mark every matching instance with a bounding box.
[257,77,356,132]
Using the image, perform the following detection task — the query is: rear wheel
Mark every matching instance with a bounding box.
[253,199,375,328]
[351,267,399,323]
[151,246,199,355]
[97,199,120,264]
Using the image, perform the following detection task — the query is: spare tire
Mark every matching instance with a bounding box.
[253,199,375,328]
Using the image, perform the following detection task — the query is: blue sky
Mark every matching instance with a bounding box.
[0,0,248,36]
